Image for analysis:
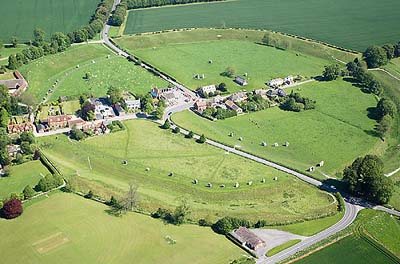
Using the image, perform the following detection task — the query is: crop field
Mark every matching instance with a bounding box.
[0,161,49,200]
[295,235,399,264]
[123,0,400,51]
[50,56,167,100]
[37,120,337,223]
[0,0,100,42]
[132,40,327,92]
[173,79,380,179]
[19,44,166,102]
[0,193,244,264]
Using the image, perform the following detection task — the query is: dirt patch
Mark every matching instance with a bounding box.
[32,232,70,254]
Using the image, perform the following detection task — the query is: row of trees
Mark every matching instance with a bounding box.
[363,42,400,68]
[110,2,128,26]
[343,155,393,204]
[202,107,237,120]
[374,98,397,140]
[280,91,316,112]
[151,202,190,225]
[262,32,291,50]
[126,0,222,9]
[346,59,383,95]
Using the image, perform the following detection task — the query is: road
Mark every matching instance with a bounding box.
[100,3,399,262]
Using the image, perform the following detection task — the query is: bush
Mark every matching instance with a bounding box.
[172,127,180,134]
[212,216,251,235]
[199,218,212,226]
[1,198,23,219]
[186,131,194,139]
[161,119,171,129]
[334,192,345,212]
[22,185,36,200]
[254,219,268,228]
[84,190,94,199]
[197,134,206,144]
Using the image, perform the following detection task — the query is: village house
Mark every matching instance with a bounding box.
[225,100,243,114]
[82,121,110,135]
[47,115,72,129]
[229,91,248,103]
[267,78,284,87]
[150,87,173,99]
[229,227,266,251]
[0,71,28,96]
[7,145,21,158]
[194,100,207,112]
[67,118,86,129]
[7,122,33,134]
[198,84,216,96]
[125,98,141,111]
[267,88,287,97]
[90,98,115,120]
[234,76,248,86]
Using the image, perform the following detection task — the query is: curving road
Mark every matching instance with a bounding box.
[101,3,399,262]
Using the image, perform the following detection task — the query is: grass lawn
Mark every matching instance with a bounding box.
[50,55,167,100]
[0,161,49,200]
[294,235,399,264]
[266,239,301,257]
[173,79,380,179]
[0,45,27,59]
[0,72,15,80]
[123,0,400,51]
[61,100,81,115]
[0,192,244,264]
[384,58,400,80]
[37,119,336,223]
[0,0,99,42]
[131,40,327,92]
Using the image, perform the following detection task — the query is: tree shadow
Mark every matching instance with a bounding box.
[367,107,379,120]
[364,129,380,138]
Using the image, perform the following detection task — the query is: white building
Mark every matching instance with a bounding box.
[199,85,217,96]
[125,99,141,110]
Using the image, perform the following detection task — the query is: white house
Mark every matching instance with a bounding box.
[199,85,216,96]
[125,99,141,110]
[267,78,284,87]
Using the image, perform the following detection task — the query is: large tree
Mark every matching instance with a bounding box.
[376,98,396,120]
[33,28,45,46]
[1,198,23,219]
[363,46,388,68]
[323,64,340,81]
[343,155,393,204]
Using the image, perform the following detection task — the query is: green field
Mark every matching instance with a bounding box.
[0,0,100,42]
[38,119,336,223]
[295,235,399,264]
[132,39,327,92]
[50,55,167,100]
[0,161,49,200]
[0,45,27,60]
[0,192,244,264]
[266,239,301,257]
[123,0,400,51]
[19,44,166,102]
[173,79,380,178]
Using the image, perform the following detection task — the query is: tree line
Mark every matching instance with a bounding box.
[126,0,223,9]
[363,42,400,68]
[109,2,128,26]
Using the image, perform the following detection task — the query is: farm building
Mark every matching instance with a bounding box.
[151,87,174,98]
[229,227,266,251]
[0,71,28,96]
[234,76,248,86]
[225,100,243,114]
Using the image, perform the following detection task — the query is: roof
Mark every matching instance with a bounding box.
[195,100,207,107]
[225,100,242,112]
[125,99,140,105]
[230,227,265,249]
[48,115,72,124]
[0,79,27,90]
[68,118,85,126]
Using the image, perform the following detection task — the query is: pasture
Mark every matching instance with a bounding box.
[0,193,244,264]
[37,119,337,223]
[19,44,166,102]
[173,79,380,178]
[0,0,99,42]
[123,0,400,51]
[0,161,49,200]
[132,40,327,92]
[294,235,399,264]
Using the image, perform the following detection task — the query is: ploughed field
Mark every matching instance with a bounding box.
[38,120,337,223]
[173,80,380,179]
[0,0,100,42]
[19,44,167,102]
[0,193,244,264]
[124,0,400,51]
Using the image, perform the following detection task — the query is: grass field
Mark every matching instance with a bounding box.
[0,161,49,200]
[0,192,244,264]
[295,235,399,264]
[266,239,301,257]
[50,55,167,100]
[132,40,327,92]
[19,44,166,102]
[123,0,400,51]
[0,45,27,59]
[37,119,336,223]
[0,0,100,42]
[173,79,380,178]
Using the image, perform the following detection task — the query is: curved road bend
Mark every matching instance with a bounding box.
[102,4,399,262]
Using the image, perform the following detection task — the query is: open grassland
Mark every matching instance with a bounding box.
[19,44,166,102]
[173,79,380,179]
[0,0,99,42]
[50,56,167,100]
[0,192,244,264]
[123,0,400,51]
[0,161,49,200]
[132,40,327,92]
[294,235,399,264]
[38,120,336,223]
[384,58,400,80]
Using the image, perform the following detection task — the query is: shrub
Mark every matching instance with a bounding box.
[84,190,94,199]
[22,185,35,200]
[1,198,23,219]
[161,119,171,129]
[197,134,206,144]
[186,131,194,139]
[172,127,180,134]
[212,217,251,235]
[198,218,212,226]
[334,192,345,212]
[254,219,268,228]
